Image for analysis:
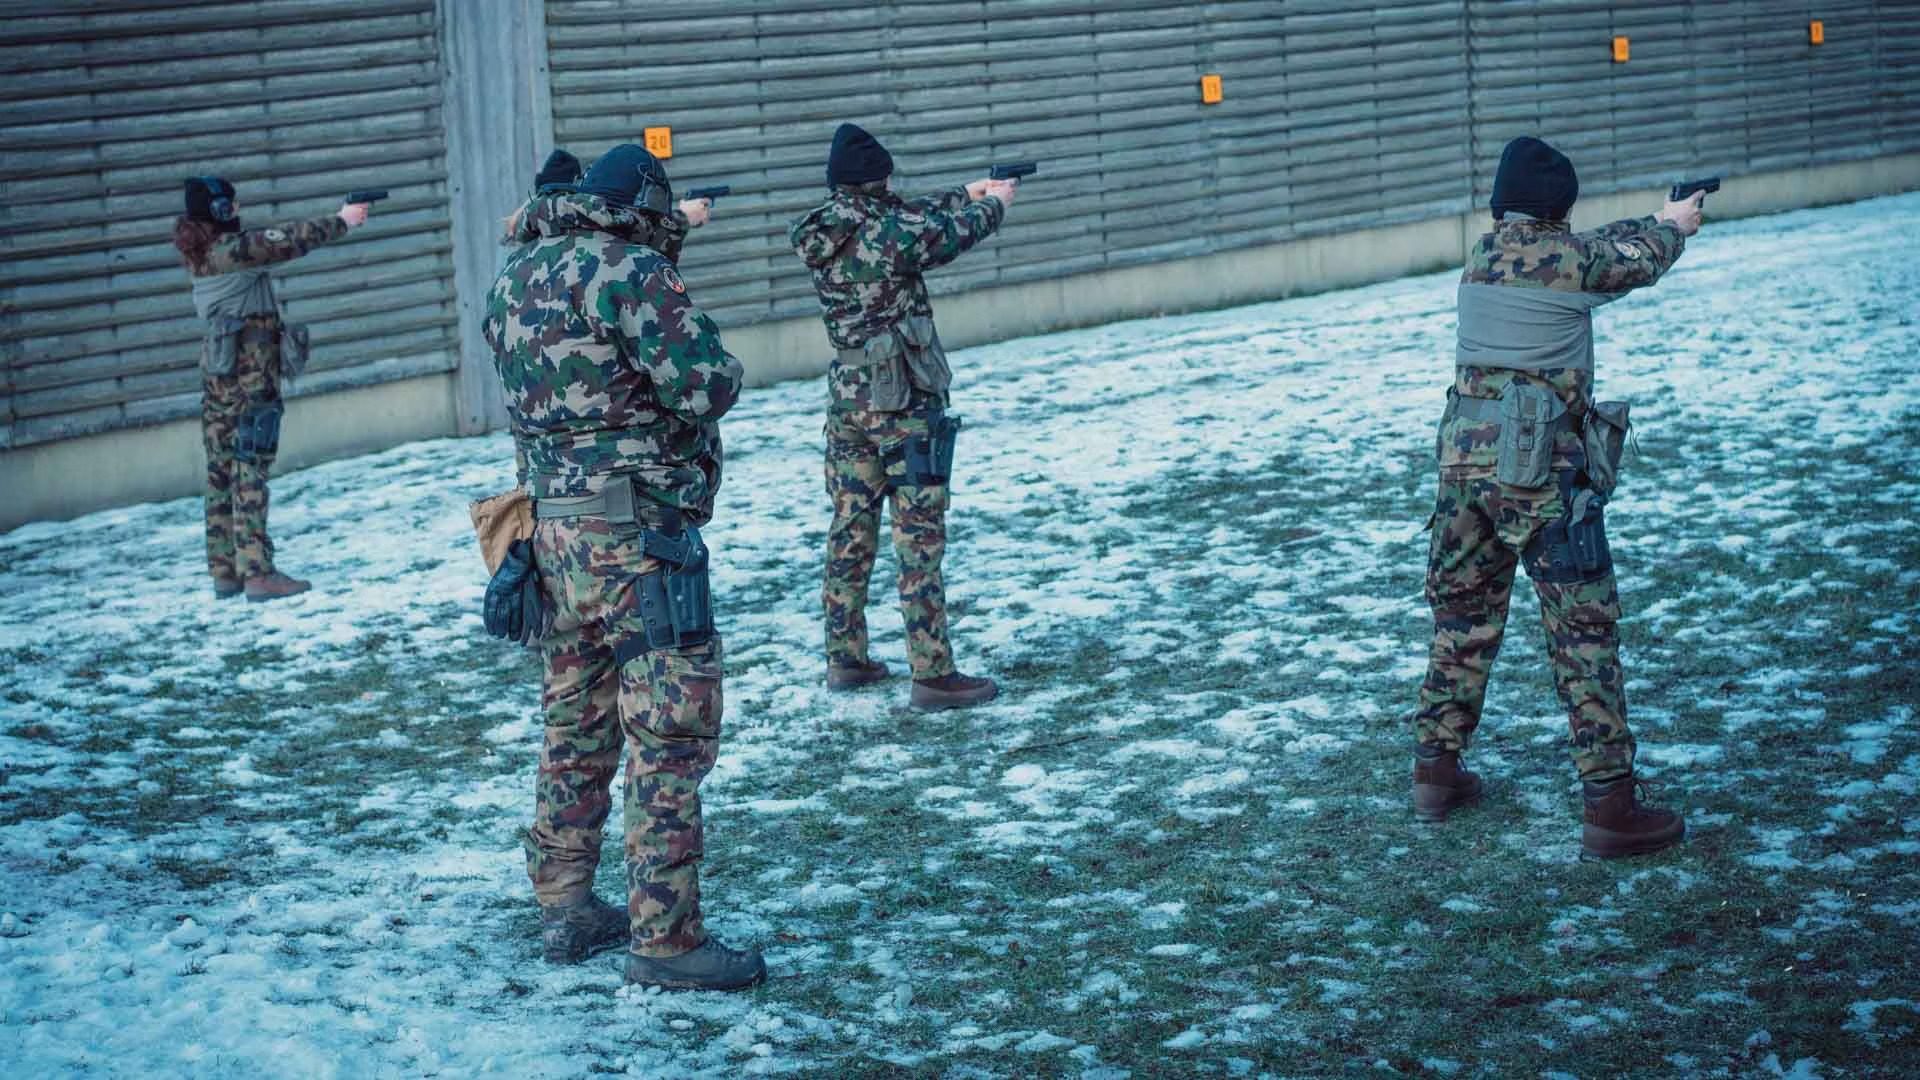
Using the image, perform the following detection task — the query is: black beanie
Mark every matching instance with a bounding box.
[1490,136,1579,221]
[184,176,240,233]
[826,123,893,187]
[534,149,582,194]
[580,144,672,215]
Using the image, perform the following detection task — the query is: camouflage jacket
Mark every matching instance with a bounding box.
[483,193,743,520]
[1440,215,1685,471]
[504,193,689,263]
[183,214,347,278]
[790,185,1004,410]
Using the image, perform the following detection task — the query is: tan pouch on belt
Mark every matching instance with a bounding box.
[469,489,534,575]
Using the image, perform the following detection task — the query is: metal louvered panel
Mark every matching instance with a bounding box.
[1469,1,1910,207]
[0,0,458,450]
[1882,0,1920,152]
[545,0,1477,327]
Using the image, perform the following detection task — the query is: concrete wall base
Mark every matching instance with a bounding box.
[2,376,456,531]
[5,151,1916,532]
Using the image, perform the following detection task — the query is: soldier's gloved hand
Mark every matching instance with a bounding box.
[338,202,370,228]
[965,179,992,201]
[518,564,554,646]
[678,198,711,228]
[484,539,541,642]
[983,179,1018,207]
[1656,191,1704,236]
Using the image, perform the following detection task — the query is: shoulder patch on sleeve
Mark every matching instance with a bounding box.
[1613,240,1643,259]
[264,228,287,243]
[660,264,685,294]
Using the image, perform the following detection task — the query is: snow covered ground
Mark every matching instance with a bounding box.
[3,193,1918,1077]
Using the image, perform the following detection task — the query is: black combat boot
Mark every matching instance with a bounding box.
[1412,743,1484,823]
[826,658,890,691]
[625,937,767,992]
[910,672,999,711]
[1582,775,1685,858]
[540,893,628,964]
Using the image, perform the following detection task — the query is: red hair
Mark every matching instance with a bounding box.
[171,216,217,271]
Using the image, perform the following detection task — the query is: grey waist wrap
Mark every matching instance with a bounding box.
[1456,282,1614,373]
[192,268,277,321]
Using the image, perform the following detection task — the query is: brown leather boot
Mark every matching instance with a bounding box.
[212,575,244,599]
[1412,743,1483,822]
[244,571,312,603]
[1582,776,1685,858]
[910,672,999,711]
[826,659,890,691]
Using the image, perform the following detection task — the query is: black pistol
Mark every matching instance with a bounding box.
[1669,177,1719,203]
[684,185,730,203]
[345,188,389,205]
[988,162,1037,182]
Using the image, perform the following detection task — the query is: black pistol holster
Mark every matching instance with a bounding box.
[526,474,716,664]
[1523,474,1613,583]
[891,410,962,488]
[234,399,285,463]
[616,526,715,666]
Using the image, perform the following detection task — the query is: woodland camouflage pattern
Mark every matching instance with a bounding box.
[525,521,724,957]
[504,191,690,263]
[1438,216,1685,471]
[824,407,954,679]
[1415,215,1685,783]
[793,184,1002,678]
[484,193,740,515]
[791,184,1003,413]
[1416,475,1632,779]
[488,191,740,957]
[186,215,347,581]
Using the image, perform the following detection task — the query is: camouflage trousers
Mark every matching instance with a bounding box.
[526,518,723,958]
[202,321,282,582]
[823,406,954,680]
[1413,470,1635,781]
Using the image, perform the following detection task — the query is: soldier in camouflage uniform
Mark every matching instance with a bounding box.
[484,144,763,991]
[173,178,370,602]
[790,123,1016,710]
[503,150,722,490]
[1410,137,1704,858]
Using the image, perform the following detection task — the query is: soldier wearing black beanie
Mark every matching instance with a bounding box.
[1406,134,1705,860]
[826,123,894,187]
[1490,136,1580,221]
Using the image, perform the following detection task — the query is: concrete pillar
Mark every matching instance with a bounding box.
[439,0,554,435]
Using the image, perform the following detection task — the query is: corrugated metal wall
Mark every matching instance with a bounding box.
[544,0,1481,329]
[1467,0,1915,204]
[546,0,1917,334]
[3,1,1915,454]
[0,0,458,451]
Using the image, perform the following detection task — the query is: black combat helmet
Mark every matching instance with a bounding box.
[1490,136,1579,222]
[580,144,672,217]
[184,176,240,232]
